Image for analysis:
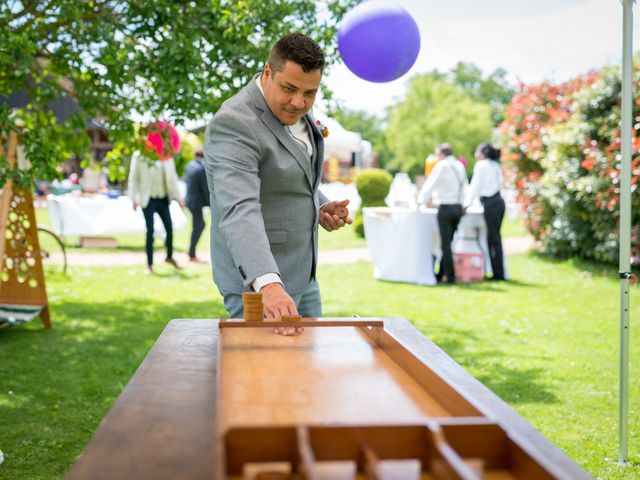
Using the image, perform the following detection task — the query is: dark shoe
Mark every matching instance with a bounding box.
[165,258,183,270]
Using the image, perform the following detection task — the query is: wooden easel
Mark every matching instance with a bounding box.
[0,131,51,327]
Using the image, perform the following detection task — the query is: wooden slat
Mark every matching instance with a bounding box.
[508,441,556,480]
[225,427,297,475]
[438,421,509,469]
[296,426,317,480]
[310,425,430,462]
[427,422,481,480]
[68,320,219,480]
[218,317,384,329]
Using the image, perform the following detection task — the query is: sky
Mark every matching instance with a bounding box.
[323,0,639,116]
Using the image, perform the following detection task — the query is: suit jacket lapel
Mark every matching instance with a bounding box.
[247,80,314,189]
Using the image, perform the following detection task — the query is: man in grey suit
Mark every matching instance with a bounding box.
[204,33,351,334]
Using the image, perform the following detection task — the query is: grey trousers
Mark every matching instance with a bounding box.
[223,279,322,319]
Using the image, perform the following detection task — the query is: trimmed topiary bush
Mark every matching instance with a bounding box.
[353,168,393,237]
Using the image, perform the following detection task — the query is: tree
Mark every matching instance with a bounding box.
[331,107,391,168]
[385,74,493,177]
[0,0,356,186]
[448,61,515,125]
[498,65,640,264]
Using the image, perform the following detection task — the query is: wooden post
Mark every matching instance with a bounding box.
[0,131,51,327]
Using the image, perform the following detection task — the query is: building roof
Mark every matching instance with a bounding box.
[0,91,105,130]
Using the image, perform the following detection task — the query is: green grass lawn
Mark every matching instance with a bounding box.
[1,250,639,479]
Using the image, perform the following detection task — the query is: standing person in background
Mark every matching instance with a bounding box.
[424,153,440,177]
[418,143,468,284]
[128,147,183,274]
[184,148,210,263]
[204,33,351,335]
[465,143,506,281]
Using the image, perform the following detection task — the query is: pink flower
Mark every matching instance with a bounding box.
[315,120,329,138]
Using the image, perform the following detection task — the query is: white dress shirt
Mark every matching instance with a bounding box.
[464,159,503,208]
[417,156,468,206]
[288,121,313,157]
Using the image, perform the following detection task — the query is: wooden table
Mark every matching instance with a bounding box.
[68,318,591,480]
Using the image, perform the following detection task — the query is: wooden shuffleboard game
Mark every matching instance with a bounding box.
[68,318,592,480]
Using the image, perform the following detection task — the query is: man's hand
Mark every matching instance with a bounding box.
[319,199,353,232]
[260,283,304,336]
[132,202,139,211]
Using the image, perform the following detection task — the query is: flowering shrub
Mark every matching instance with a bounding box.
[499,64,640,263]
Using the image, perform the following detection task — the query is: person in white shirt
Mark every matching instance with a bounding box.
[417,143,468,284]
[128,148,184,274]
[465,143,506,281]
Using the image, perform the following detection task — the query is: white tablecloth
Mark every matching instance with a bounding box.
[47,194,187,237]
[362,206,503,285]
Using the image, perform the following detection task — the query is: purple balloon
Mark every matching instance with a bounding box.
[338,0,421,83]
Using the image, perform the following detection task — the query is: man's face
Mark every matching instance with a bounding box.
[261,61,322,125]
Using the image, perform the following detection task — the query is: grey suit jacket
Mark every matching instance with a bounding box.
[204,77,328,296]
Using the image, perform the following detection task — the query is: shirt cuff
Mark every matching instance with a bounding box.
[252,273,282,292]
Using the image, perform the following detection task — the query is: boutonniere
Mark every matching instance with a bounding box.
[315,120,329,138]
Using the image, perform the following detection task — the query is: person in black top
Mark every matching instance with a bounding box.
[465,143,506,280]
[184,148,210,262]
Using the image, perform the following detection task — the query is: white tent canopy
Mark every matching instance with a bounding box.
[313,109,373,168]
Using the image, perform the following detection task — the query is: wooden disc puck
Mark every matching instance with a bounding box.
[243,292,263,304]
[335,206,349,218]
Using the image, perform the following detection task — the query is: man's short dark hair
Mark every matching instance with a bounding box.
[437,143,453,157]
[268,33,325,73]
